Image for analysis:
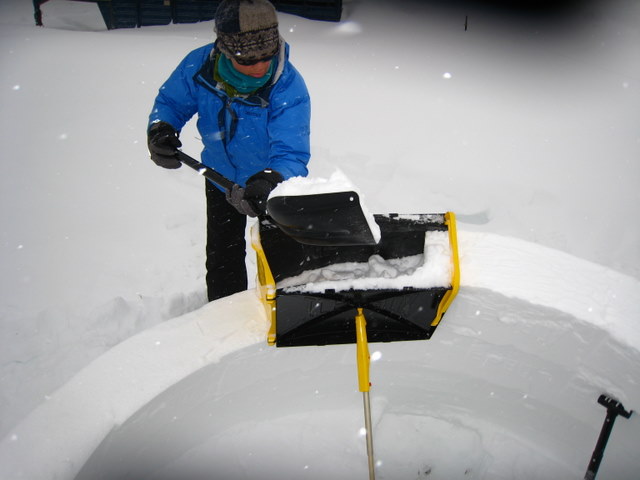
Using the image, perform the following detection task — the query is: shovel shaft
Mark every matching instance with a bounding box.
[175,151,235,191]
[175,150,378,247]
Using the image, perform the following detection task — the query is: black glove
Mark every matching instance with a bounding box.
[147,121,182,169]
[226,169,284,217]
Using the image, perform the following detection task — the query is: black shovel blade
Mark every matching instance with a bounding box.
[266,191,378,246]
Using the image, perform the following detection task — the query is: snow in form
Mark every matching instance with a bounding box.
[277,230,452,293]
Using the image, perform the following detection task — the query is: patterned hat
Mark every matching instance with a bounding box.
[215,0,280,65]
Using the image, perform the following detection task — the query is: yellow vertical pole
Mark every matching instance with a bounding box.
[355,308,375,480]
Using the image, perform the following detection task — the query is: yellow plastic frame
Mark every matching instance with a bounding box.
[250,224,278,345]
[431,211,460,326]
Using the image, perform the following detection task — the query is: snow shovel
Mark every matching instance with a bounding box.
[176,151,378,246]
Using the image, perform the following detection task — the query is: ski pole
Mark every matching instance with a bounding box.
[355,308,375,480]
[584,394,633,480]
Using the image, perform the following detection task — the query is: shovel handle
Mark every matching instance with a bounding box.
[175,150,236,192]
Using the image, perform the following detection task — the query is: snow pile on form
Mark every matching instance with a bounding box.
[269,169,382,243]
[279,230,452,293]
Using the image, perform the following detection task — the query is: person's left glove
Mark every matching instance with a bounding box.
[147,121,182,169]
[226,169,284,217]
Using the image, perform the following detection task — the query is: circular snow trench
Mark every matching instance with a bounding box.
[74,286,640,480]
[2,233,639,480]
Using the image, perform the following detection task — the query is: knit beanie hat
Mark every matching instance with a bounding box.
[215,0,280,65]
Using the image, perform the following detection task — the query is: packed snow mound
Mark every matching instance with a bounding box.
[458,232,640,353]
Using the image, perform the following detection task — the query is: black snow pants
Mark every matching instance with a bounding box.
[205,180,247,301]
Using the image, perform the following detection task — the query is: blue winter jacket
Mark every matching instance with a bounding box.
[148,42,311,188]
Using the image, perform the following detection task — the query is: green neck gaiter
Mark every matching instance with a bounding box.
[216,54,274,95]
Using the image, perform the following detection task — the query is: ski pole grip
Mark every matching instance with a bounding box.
[597,394,633,418]
[584,394,633,480]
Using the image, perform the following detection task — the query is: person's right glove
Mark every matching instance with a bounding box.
[147,121,182,169]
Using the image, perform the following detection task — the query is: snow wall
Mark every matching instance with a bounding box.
[1,231,639,480]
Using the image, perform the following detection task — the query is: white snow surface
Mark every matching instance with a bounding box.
[269,169,383,242]
[278,230,452,292]
[270,169,358,197]
[1,0,640,479]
